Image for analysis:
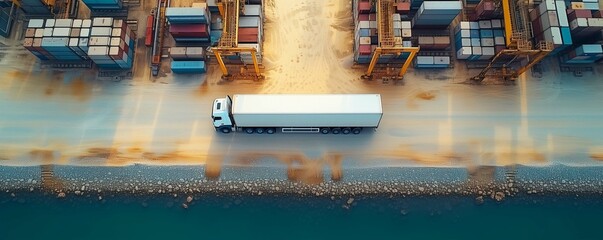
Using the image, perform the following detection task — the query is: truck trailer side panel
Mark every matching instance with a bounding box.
[231,94,383,128]
[232,113,383,127]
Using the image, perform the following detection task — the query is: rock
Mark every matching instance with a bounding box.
[346,198,354,205]
[494,192,505,202]
[57,192,66,198]
[75,190,81,195]
[182,203,188,209]
[400,209,408,215]
[10,193,15,197]
[98,196,103,201]
[186,196,193,203]
[32,180,37,184]
[418,187,425,191]
[475,196,484,205]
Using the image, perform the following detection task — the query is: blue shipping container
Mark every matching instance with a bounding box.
[171,60,206,74]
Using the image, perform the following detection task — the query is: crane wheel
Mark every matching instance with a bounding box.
[255,128,265,134]
[320,128,330,134]
[266,128,276,134]
[342,128,351,134]
[352,128,362,134]
[245,128,255,134]
[332,128,341,134]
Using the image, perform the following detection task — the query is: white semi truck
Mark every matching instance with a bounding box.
[212,94,383,134]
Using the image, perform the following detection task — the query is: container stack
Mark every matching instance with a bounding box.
[81,0,123,10]
[566,1,603,41]
[529,0,572,55]
[560,44,603,63]
[411,1,462,28]
[87,17,135,69]
[353,0,414,64]
[166,5,211,43]
[169,47,206,74]
[238,4,263,65]
[454,20,505,60]
[414,56,451,68]
[418,36,451,50]
[23,19,91,61]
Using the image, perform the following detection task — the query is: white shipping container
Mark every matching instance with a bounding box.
[434,56,450,65]
[471,38,481,46]
[403,40,413,47]
[393,14,401,22]
[495,36,505,45]
[539,0,556,15]
[401,21,412,29]
[478,20,492,29]
[91,27,113,36]
[457,21,470,30]
[370,21,378,29]
[587,18,603,27]
[555,1,569,27]
[457,47,472,59]
[461,38,471,47]
[358,21,370,29]
[243,5,262,17]
[28,19,45,28]
[72,19,83,28]
[170,47,187,58]
[35,29,44,38]
[481,38,495,47]
[416,56,435,65]
[458,29,471,38]
[93,18,114,27]
[469,21,480,30]
[491,19,502,28]
[87,46,109,56]
[186,47,205,58]
[80,28,90,37]
[43,28,53,37]
[359,37,371,45]
[89,37,111,46]
[570,18,588,30]
[82,19,92,28]
[55,19,73,28]
[52,28,71,37]
[45,19,55,28]
[393,21,401,29]
[402,29,412,37]
[472,46,482,56]
[239,17,261,28]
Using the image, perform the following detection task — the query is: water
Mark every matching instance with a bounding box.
[1,194,602,240]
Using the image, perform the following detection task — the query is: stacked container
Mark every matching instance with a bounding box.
[81,0,123,10]
[238,4,263,65]
[414,56,451,68]
[353,0,413,64]
[418,36,451,50]
[171,61,206,74]
[561,44,603,63]
[166,5,211,43]
[566,0,603,40]
[23,19,91,61]
[530,0,572,55]
[412,1,462,28]
[454,20,505,60]
[87,17,135,69]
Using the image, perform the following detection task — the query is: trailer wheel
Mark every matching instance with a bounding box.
[342,128,351,134]
[266,128,276,134]
[256,128,265,134]
[320,128,330,134]
[352,128,362,134]
[245,128,255,134]
[332,128,341,134]
[219,127,232,134]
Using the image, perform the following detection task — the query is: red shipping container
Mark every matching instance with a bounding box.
[576,9,593,18]
[532,17,542,36]
[369,14,377,21]
[358,14,369,21]
[169,24,209,37]
[238,27,259,43]
[359,44,371,55]
[593,11,602,18]
[359,2,371,13]
[396,2,410,14]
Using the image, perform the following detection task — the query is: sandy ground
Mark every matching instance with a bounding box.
[1,0,603,176]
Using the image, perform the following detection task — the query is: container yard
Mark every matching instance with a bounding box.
[2,1,603,238]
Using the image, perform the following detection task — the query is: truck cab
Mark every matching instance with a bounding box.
[212,96,234,133]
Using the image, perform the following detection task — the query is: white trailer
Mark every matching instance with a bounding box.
[212,94,383,134]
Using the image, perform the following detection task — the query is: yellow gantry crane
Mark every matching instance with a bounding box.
[470,0,552,82]
[212,0,263,80]
[362,0,420,80]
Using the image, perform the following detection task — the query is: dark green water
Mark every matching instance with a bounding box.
[1,194,602,240]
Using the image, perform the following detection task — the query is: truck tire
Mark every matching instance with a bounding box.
[256,128,265,134]
[219,127,232,134]
[266,128,276,134]
[332,128,341,134]
[342,128,351,134]
[352,128,362,134]
[245,128,255,134]
[320,128,330,134]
